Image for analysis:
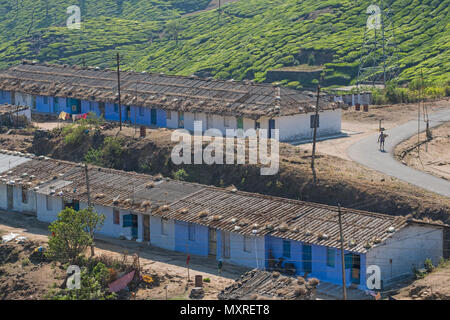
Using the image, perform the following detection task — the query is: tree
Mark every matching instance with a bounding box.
[80,207,105,257]
[166,20,183,45]
[46,208,105,263]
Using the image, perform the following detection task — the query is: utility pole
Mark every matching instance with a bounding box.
[338,204,347,300]
[116,52,122,131]
[311,84,321,181]
[84,164,91,208]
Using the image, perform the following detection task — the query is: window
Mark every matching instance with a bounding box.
[243,236,252,253]
[224,117,230,128]
[166,110,172,120]
[139,107,144,116]
[43,96,49,104]
[283,240,291,258]
[113,208,120,225]
[46,195,52,211]
[255,121,260,130]
[344,253,353,269]
[122,214,133,228]
[114,104,119,113]
[32,96,36,109]
[188,223,196,241]
[178,111,184,128]
[237,117,243,129]
[22,187,28,204]
[161,218,169,235]
[310,114,320,128]
[326,247,335,267]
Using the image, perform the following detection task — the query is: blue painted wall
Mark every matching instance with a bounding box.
[156,109,167,127]
[81,100,101,116]
[0,90,11,104]
[36,96,52,113]
[266,235,367,289]
[174,221,209,256]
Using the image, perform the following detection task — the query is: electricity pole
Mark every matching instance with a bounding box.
[311,84,321,181]
[116,52,122,131]
[338,204,347,300]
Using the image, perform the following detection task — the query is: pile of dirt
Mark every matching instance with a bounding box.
[218,270,319,300]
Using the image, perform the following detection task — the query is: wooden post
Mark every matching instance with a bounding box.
[311,84,321,180]
[338,204,347,300]
[116,52,122,131]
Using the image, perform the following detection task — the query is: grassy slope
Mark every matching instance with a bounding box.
[0,0,448,85]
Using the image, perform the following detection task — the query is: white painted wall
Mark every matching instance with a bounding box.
[166,111,178,129]
[150,216,175,251]
[365,224,443,286]
[275,109,341,141]
[14,93,33,108]
[36,193,63,223]
[224,233,266,269]
[12,185,36,214]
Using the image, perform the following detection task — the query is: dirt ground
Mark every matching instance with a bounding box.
[395,122,450,181]
[393,261,450,300]
[0,211,244,300]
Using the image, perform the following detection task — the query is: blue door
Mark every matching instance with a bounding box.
[302,244,312,273]
[268,119,275,138]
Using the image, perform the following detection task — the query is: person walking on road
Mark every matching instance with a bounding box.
[377,131,386,151]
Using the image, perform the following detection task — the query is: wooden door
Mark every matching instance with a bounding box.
[351,254,361,284]
[208,228,217,257]
[7,185,13,210]
[143,215,150,242]
[222,231,230,258]
[151,109,157,125]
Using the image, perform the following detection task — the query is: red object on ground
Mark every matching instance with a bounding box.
[108,270,135,293]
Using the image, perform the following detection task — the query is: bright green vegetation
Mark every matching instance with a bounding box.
[0,0,448,87]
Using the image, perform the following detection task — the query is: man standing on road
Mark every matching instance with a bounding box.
[377,130,386,151]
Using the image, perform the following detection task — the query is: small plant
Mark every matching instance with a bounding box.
[203,277,210,283]
[21,258,31,267]
[173,169,188,181]
[424,258,434,273]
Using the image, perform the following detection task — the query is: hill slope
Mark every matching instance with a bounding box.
[0,0,448,86]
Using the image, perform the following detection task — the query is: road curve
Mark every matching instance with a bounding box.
[347,108,450,198]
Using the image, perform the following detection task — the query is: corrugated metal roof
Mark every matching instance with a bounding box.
[0,62,343,119]
[0,152,32,175]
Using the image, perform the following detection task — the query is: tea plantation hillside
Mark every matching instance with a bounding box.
[0,0,448,86]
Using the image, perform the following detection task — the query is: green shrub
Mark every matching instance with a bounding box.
[173,168,188,181]
[424,258,434,273]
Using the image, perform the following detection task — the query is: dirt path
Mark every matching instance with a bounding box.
[0,210,246,300]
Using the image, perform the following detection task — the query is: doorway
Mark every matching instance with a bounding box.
[268,119,275,139]
[7,185,13,210]
[351,254,361,284]
[99,102,106,117]
[151,109,157,126]
[143,215,150,242]
[208,228,217,257]
[222,231,230,259]
[302,244,312,273]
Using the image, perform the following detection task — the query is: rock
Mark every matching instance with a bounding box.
[189,287,204,299]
